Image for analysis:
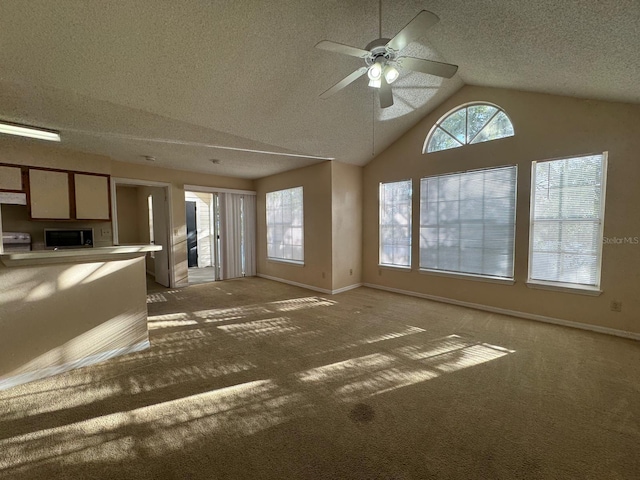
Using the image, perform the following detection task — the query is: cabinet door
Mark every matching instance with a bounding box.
[0,165,23,191]
[29,169,71,219]
[75,174,110,220]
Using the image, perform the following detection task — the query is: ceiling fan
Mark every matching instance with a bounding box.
[315,9,458,108]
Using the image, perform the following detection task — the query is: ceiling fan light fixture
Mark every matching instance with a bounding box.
[367,62,383,81]
[368,77,382,88]
[384,65,399,84]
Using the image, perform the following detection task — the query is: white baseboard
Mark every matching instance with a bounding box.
[363,283,640,342]
[332,283,363,294]
[0,340,151,391]
[257,274,361,295]
[257,273,333,294]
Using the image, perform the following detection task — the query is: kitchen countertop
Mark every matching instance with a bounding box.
[0,244,161,267]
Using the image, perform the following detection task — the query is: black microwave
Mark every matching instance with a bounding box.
[44,229,94,249]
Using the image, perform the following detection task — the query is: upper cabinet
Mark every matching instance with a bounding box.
[74,173,110,220]
[0,165,24,191]
[0,164,27,205]
[29,169,71,219]
[26,167,111,221]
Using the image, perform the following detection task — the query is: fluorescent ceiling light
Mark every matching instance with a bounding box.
[0,121,61,142]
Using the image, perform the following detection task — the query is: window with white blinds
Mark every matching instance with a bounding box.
[379,180,412,267]
[528,153,607,289]
[266,186,304,263]
[420,166,517,279]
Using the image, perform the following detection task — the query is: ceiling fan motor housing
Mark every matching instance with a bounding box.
[364,38,396,67]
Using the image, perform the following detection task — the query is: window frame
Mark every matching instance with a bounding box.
[527,152,608,295]
[423,102,515,154]
[266,186,304,265]
[418,165,518,282]
[379,179,412,269]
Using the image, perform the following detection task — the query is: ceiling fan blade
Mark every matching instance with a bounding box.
[397,56,458,78]
[386,10,440,52]
[315,40,370,59]
[320,67,368,99]
[379,77,394,108]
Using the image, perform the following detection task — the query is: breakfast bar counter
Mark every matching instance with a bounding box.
[0,245,161,390]
[0,244,161,266]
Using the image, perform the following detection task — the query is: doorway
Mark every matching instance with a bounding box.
[184,187,256,285]
[111,179,174,288]
[184,191,220,285]
[186,200,198,268]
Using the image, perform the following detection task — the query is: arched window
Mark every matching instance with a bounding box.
[424,102,514,153]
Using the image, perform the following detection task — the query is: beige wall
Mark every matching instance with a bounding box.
[115,186,141,244]
[0,141,254,287]
[0,256,149,389]
[363,85,640,335]
[110,160,253,287]
[256,161,333,291]
[0,140,113,247]
[255,160,363,293]
[331,162,363,290]
[0,138,110,174]
[0,204,113,248]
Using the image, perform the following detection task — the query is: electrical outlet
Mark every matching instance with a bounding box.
[322,272,325,279]
[101,228,112,238]
[610,300,622,312]
[350,268,353,276]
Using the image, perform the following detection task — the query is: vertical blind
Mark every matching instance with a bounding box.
[219,192,257,279]
[529,154,606,287]
[243,194,257,276]
[266,186,304,263]
[420,166,517,278]
[379,180,412,267]
[219,193,243,279]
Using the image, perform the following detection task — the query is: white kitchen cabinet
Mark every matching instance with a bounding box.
[0,165,23,191]
[28,169,71,219]
[74,173,110,220]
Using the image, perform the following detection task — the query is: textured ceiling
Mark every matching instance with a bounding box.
[0,0,638,179]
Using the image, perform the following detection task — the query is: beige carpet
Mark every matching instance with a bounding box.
[1,277,639,479]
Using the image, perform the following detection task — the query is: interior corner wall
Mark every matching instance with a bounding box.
[362,85,640,335]
[331,161,363,290]
[255,161,333,291]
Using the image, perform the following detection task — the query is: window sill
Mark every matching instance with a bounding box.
[267,258,304,267]
[526,280,602,296]
[419,269,515,285]
[378,264,411,272]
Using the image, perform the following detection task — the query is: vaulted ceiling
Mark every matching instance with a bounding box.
[0,0,638,179]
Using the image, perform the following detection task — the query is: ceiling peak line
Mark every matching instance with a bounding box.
[63,129,335,161]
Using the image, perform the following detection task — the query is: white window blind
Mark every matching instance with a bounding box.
[529,154,607,288]
[379,180,412,267]
[266,186,304,263]
[420,166,517,278]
